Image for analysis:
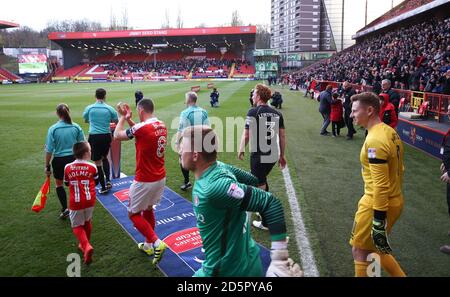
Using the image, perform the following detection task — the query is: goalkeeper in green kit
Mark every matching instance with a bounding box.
[179,125,302,277]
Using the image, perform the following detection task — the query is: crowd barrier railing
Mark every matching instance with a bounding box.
[311,80,450,122]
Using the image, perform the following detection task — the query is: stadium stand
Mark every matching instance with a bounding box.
[54,54,254,80]
[296,16,450,94]
[0,67,21,81]
[54,64,91,78]
[48,26,257,81]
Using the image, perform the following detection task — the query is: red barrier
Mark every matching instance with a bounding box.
[312,80,450,123]
[426,93,450,122]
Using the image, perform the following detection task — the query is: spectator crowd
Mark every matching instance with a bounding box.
[297,17,450,95]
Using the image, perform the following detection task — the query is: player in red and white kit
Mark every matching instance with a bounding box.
[64,141,98,264]
[114,99,168,265]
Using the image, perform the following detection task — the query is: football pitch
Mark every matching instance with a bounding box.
[0,81,448,277]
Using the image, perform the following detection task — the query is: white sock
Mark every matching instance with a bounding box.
[143,242,153,250]
[271,240,288,250]
[153,239,162,248]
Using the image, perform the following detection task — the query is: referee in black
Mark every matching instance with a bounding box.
[238,83,287,230]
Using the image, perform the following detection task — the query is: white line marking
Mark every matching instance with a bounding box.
[281,166,320,277]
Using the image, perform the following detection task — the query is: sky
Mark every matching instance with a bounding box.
[2,0,404,33]
[1,0,272,31]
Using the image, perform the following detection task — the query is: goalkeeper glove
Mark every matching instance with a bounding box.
[371,212,392,254]
[266,249,303,277]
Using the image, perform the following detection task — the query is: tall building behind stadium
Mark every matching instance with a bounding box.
[270,0,403,68]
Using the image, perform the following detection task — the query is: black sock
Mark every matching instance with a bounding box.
[262,216,268,228]
[97,165,106,189]
[56,186,67,211]
[102,158,111,182]
[180,164,190,184]
[261,182,269,227]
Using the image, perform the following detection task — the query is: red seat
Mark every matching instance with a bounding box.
[418,101,429,115]
[399,98,406,110]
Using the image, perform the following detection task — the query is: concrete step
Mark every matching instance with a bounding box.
[400,112,422,120]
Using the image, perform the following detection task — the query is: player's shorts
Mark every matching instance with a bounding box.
[88,133,112,161]
[350,195,404,250]
[128,178,166,214]
[250,154,276,186]
[69,207,94,228]
[52,155,75,180]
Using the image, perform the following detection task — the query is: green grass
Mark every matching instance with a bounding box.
[0,81,448,276]
[0,81,299,277]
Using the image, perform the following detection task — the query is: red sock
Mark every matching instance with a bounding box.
[72,226,89,250]
[84,220,92,241]
[142,209,155,230]
[130,214,158,243]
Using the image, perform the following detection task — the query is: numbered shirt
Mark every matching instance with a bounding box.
[64,160,98,210]
[360,123,404,211]
[126,118,167,182]
[245,105,284,157]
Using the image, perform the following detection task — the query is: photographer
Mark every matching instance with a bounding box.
[270,91,283,109]
[210,88,220,108]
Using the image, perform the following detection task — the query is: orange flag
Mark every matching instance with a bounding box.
[32,177,50,213]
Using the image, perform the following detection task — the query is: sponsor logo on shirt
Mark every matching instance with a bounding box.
[368,148,377,159]
[227,183,245,199]
[193,195,199,206]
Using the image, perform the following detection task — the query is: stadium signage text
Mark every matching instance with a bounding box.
[164,227,202,253]
[129,30,168,37]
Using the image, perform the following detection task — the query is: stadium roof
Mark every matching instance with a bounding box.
[49,26,256,41]
[49,26,256,51]
[357,0,435,33]
[353,0,449,40]
[0,20,19,29]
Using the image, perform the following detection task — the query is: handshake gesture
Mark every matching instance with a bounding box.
[116,102,132,120]
[266,249,303,277]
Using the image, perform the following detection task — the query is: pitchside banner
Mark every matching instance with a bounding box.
[397,119,445,159]
[97,176,271,277]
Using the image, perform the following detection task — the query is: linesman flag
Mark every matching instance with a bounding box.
[32,177,50,213]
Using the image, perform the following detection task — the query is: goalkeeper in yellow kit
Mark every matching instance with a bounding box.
[349,92,406,277]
